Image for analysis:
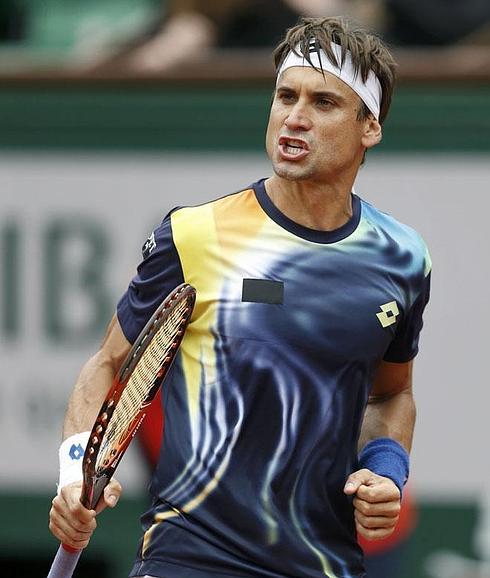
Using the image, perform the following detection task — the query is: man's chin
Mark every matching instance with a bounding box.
[272,164,314,182]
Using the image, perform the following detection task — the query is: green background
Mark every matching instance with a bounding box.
[0,83,488,152]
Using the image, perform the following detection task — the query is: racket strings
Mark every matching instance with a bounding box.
[95,299,189,471]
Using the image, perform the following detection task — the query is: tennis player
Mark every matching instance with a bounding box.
[49,16,431,578]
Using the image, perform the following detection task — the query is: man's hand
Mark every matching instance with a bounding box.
[49,479,122,549]
[344,469,401,540]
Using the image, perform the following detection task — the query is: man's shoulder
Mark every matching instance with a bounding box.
[360,197,426,246]
[172,183,258,219]
[359,197,431,275]
[166,183,262,249]
[170,182,262,234]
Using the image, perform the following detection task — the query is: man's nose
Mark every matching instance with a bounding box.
[284,102,312,131]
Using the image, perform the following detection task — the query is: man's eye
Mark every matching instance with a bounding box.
[318,98,333,107]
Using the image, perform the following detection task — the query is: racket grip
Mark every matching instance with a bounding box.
[46,544,83,578]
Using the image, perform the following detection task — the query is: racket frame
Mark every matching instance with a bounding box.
[79,283,196,509]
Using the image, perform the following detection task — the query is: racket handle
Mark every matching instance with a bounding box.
[46,544,83,578]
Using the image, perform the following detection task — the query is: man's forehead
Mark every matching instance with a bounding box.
[277,66,359,99]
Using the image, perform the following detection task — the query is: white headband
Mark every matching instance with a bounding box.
[277,41,382,120]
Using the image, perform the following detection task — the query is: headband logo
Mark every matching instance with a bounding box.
[308,39,320,55]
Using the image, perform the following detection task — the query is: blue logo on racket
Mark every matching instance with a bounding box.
[69,443,85,461]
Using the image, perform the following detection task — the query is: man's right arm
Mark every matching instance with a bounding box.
[63,314,132,437]
[49,314,131,549]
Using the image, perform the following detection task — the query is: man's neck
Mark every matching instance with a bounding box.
[264,176,355,231]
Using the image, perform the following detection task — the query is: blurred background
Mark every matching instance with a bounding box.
[1,1,489,577]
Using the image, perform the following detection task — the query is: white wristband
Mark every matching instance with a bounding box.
[57,431,91,493]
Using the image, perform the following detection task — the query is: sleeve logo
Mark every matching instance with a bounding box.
[376,301,399,328]
[142,231,157,258]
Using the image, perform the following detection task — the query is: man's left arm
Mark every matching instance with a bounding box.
[344,359,415,540]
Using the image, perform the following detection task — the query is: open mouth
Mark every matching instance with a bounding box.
[278,136,309,160]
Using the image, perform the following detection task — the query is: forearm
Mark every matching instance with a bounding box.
[62,314,131,439]
[348,377,416,539]
[62,352,117,438]
[52,345,124,546]
[359,388,416,453]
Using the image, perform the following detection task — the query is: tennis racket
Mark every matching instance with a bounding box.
[47,283,196,578]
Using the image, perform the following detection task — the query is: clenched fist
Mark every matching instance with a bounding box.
[344,468,401,540]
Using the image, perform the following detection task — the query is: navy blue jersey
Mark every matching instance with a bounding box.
[117,179,431,578]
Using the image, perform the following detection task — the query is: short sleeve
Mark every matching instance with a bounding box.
[117,211,184,344]
[383,271,431,363]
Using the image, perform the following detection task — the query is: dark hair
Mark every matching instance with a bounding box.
[273,17,397,125]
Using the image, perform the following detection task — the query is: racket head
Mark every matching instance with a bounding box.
[81,283,196,508]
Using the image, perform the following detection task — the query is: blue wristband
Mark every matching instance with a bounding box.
[358,437,410,495]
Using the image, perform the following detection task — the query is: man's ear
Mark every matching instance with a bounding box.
[361,117,382,149]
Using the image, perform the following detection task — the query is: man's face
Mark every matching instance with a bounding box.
[265,66,380,182]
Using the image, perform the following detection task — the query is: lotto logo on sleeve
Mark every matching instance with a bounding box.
[376,301,399,328]
[69,443,85,461]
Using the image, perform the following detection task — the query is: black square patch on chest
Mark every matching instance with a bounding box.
[242,279,284,304]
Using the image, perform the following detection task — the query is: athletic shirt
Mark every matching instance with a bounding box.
[117,179,431,578]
